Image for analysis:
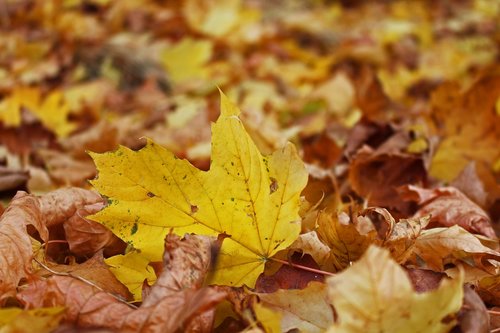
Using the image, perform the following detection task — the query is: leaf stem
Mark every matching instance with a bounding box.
[488,310,500,316]
[269,257,335,276]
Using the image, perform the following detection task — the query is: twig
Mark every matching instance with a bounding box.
[33,257,138,309]
[269,257,335,276]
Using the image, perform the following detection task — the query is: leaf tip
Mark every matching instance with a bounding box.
[218,89,240,117]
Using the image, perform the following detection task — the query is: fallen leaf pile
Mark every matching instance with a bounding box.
[0,0,499,332]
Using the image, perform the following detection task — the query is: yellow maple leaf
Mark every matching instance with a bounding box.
[104,251,157,301]
[327,245,463,333]
[90,91,308,287]
[0,87,75,138]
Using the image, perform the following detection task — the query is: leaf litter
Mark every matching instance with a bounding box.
[0,0,499,332]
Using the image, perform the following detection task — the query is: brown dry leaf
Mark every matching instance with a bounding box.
[457,285,490,333]
[410,225,500,273]
[141,233,214,307]
[0,192,48,302]
[317,206,428,270]
[400,185,496,238]
[18,276,225,333]
[64,202,125,257]
[0,188,104,302]
[348,145,426,213]
[37,188,103,229]
[289,231,334,271]
[18,234,226,332]
[254,282,334,333]
[317,210,377,271]
[39,252,131,301]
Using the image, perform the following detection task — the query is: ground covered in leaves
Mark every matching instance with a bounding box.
[0,0,500,332]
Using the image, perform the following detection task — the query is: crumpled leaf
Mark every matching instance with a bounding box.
[39,251,132,301]
[0,188,103,302]
[410,225,500,273]
[317,207,428,270]
[89,91,308,287]
[0,192,48,302]
[254,282,333,333]
[141,233,214,307]
[327,245,464,333]
[0,307,65,333]
[18,276,225,333]
[400,185,496,238]
[18,233,226,332]
[64,202,126,257]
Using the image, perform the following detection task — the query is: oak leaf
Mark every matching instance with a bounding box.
[90,92,308,287]
[327,245,464,333]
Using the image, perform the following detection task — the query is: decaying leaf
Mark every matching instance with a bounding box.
[254,282,333,333]
[0,192,48,302]
[141,233,214,307]
[317,207,428,270]
[18,276,225,333]
[90,91,308,287]
[327,245,464,333]
[0,188,103,302]
[410,225,500,273]
[64,202,126,257]
[39,251,132,301]
[400,185,496,238]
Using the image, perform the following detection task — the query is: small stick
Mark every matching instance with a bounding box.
[33,258,137,309]
[269,257,335,276]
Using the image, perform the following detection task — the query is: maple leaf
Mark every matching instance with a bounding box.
[327,245,464,333]
[89,91,308,287]
[0,87,76,138]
